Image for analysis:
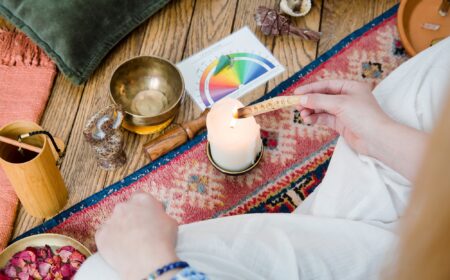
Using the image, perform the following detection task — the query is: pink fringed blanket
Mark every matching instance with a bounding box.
[0,29,56,249]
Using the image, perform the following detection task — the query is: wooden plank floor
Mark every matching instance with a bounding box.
[4,0,398,239]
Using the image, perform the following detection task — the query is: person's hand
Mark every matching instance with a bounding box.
[95,192,179,280]
[294,79,393,156]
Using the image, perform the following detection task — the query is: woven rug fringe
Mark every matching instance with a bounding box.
[0,29,54,68]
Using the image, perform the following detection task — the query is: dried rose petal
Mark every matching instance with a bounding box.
[38,262,51,277]
[56,247,74,254]
[44,256,54,265]
[37,245,53,260]
[1,244,86,280]
[60,264,73,278]
[29,267,41,279]
[69,261,82,270]
[53,271,63,280]
[0,272,9,280]
[23,248,38,262]
[10,256,27,268]
[68,251,85,264]
[18,270,32,280]
[52,255,62,267]
[4,264,17,277]
[57,250,72,263]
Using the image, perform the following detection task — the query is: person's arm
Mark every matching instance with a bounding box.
[294,79,427,181]
[367,120,427,181]
[95,192,208,280]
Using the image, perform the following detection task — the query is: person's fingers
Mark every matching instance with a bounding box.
[131,191,155,205]
[112,202,127,216]
[298,93,343,114]
[299,108,326,118]
[300,108,313,118]
[131,192,166,213]
[95,225,107,247]
[294,80,347,95]
[303,113,337,130]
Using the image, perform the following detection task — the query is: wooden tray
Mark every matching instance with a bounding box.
[0,233,92,268]
[398,0,450,56]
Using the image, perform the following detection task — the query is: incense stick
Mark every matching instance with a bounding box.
[235,96,303,118]
[0,135,42,154]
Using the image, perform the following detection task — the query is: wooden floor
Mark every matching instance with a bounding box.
[4,0,398,239]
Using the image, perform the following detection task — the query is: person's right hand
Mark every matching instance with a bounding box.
[95,192,179,280]
[294,80,393,156]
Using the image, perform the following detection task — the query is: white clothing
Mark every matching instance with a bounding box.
[76,37,450,280]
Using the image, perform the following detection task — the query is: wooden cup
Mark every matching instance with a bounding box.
[0,121,67,218]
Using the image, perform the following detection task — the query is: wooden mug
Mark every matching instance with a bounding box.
[0,121,67,218]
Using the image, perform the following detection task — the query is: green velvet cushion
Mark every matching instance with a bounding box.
[0,0,170,84]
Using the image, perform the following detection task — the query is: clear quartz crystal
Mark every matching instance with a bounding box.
[83,105,126,170]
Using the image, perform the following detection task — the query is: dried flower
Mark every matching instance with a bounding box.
[1,245,86,280]
[254,6,321,41]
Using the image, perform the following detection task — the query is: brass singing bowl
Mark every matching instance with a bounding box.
[109,56,185,127]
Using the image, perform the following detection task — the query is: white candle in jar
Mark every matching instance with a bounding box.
[207,98,262,172]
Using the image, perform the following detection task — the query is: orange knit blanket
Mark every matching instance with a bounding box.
[0,29,56,249]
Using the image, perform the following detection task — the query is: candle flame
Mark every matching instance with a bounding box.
[229,118,237,128]
[232,107,238,119]
[230,106,238,128]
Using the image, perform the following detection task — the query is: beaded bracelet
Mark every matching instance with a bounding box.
[147,261,190,280]
[171,267,208,280]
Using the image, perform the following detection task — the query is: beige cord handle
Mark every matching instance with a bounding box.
[235,96,302,118]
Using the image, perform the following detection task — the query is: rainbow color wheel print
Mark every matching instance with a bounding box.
[199,53,276,107]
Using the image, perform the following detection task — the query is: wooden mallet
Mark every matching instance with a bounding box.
[0,135,42,154]
[143,109,210,161]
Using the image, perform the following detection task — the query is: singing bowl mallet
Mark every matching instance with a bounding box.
[143,109,210,161]
[0,135,42,154]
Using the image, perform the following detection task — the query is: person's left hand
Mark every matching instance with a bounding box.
[95,192,179,280]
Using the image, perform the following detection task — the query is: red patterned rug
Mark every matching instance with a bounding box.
[16,5,408,251]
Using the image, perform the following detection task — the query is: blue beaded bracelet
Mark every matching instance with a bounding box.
[147,261,190,280]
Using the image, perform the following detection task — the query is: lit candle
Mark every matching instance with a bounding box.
[207,98,262,172]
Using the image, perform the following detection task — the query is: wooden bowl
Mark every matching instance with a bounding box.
[398,0,450,56]
[0,233,92,268]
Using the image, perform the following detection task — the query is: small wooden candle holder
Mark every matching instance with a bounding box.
[206,142,264,176]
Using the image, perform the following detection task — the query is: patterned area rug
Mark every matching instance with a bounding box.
[15,5,408,251]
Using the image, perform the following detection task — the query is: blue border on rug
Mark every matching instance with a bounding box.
[12,4,398,243]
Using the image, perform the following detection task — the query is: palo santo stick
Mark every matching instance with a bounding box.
[235,96,302,119]
[0,135,42,154]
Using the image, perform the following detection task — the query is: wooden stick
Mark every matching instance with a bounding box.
[143,109,210,161]
[235,96,302,119]
[0,135,42,154]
